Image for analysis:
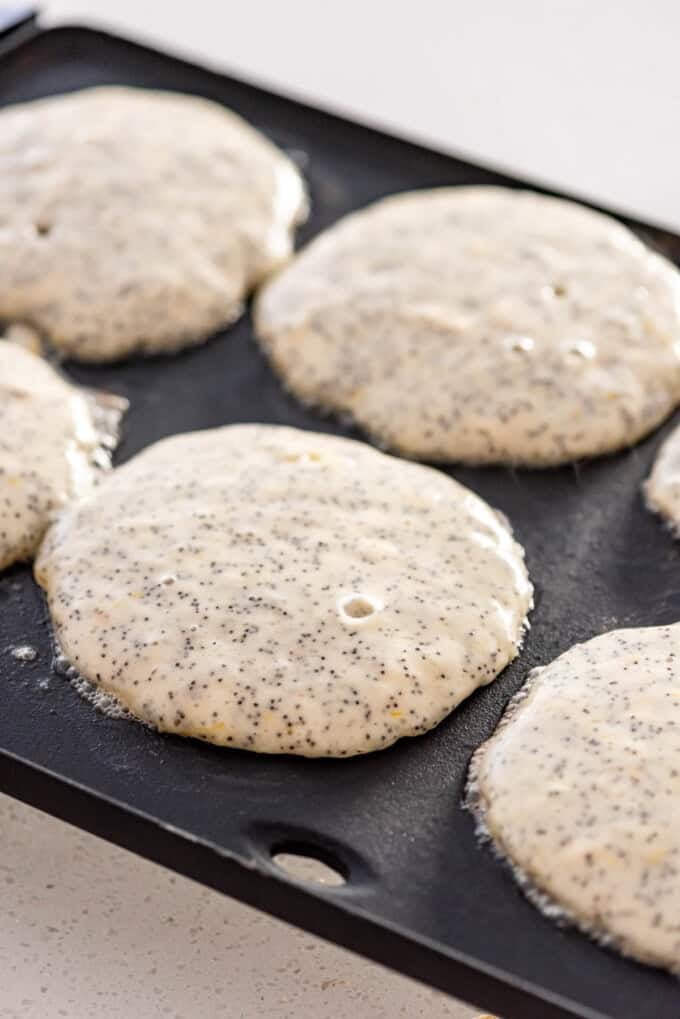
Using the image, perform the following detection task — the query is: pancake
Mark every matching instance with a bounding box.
[0,341,126,570]
[468,625,680,973]
[255,187,680,466]
[644,423,680,531]
[0,86,307,362]
[35,424,532,757]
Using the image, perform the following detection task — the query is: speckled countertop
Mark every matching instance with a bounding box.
[0,794,478,1018]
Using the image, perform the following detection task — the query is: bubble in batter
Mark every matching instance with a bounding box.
[255,187,680,466]
[467,624,680,974]
[35,424,532,757]
[0,86,307,362]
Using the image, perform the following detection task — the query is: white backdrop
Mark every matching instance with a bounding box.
[47,0,680,229]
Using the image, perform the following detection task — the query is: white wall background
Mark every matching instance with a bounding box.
[47,0,680,230]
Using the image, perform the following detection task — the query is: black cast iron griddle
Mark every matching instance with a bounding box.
[1,24,680,1019]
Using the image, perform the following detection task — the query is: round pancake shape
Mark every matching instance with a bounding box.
[255,186,680,466]
[35,424,533,757]
[0,86,307,362]
[0,340,125,571]
[468,625,680,973]
[644,422,680,532]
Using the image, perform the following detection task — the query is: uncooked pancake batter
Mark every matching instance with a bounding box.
[0,341,126,570]
[0,86,307,361]
[645,423,680,532]
[255,187,680,466]
[468,625,680,973]
[36,424,533,756]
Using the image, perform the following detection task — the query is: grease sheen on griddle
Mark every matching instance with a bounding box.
[468,625,680,974]
[255,186,680,466]
[35,424,532,757]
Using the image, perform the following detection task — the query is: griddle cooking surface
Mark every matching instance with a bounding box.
[1,26,679,1019]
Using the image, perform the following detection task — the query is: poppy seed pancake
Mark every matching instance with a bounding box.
[0,340,125,570]
[35,424,532,757]
[468,625,680,973]
[255,187,680,466]
[645,423,680,533]
[0,86,307,362]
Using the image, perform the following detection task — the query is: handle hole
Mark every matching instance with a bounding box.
[271,841,347,887]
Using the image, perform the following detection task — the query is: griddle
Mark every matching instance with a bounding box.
[1,22,679,1019]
